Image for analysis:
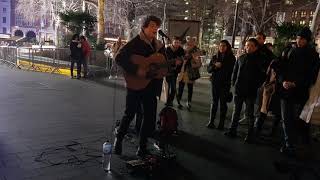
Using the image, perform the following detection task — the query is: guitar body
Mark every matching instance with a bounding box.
[124,53,168,90]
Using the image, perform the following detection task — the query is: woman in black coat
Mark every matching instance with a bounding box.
[207,40,236,130]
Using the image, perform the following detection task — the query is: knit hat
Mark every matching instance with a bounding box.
[297,27,312,41]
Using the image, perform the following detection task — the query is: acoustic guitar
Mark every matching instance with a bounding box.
[123,53,170,90]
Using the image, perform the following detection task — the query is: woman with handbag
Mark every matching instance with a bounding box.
[206,40,236,130]
[176,37,202,111]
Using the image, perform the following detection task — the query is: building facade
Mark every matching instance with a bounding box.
[0,0,11,35]
[278,0,320,33]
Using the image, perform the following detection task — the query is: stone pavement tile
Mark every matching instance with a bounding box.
[18,155,52,170]
[0,167,39,180]
[33,165,82,178]
[0,154,21,168]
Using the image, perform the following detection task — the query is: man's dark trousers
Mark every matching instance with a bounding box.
[70,58,81,77]
[210,84,228,128]
[117,83,157,147]
[229,95,256,135]
[166,75,178,105]
[280,99,304,149]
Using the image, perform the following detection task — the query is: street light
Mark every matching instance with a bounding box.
[231,0,240,48]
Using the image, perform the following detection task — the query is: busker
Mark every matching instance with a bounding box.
[113,15,166,157]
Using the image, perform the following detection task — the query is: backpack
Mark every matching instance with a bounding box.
[158,106,178,136]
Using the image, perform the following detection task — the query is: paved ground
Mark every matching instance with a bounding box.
[0,66,319,180]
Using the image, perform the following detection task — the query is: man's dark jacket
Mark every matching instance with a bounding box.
[259,44,276,78]
[277,46,320,104]
[232,51,265,98]
[165,46,185,76]
[115,32,165,96]
[70,41,82,61]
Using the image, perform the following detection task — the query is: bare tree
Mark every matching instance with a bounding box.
[16,0,81,45]
[238,0,278,34]
[102,0,174,40]
[214,0,235,39]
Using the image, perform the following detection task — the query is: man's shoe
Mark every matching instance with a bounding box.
[217,122,225,130]
[224,131,237,138]
[186,102,191,111]
[280,146,296,157]
[113,138,122,155]
[244,135,256,144]
[239,117,248,125]
[206,121,216,129]
[177,103,183,109]
[136,146,150,157]
[217,126,224,131]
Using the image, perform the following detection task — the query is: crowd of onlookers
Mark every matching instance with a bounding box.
[163,27,320,157]
[207,28,319,157]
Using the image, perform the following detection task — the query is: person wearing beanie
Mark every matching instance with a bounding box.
[277,27,320,157]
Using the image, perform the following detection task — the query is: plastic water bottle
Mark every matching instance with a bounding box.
[102,141,112,172]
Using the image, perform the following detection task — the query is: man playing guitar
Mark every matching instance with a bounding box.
[113,15,166,157]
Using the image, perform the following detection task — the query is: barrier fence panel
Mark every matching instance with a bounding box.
[1,46,210,79]
[0,46,18,68]
[200,55,211,78]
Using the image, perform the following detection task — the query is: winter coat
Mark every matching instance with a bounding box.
[277,46,320,104]
[165,46,185,77]
[207,52,236,91]
[232,51,265,98]
[81,40,91,58]
[70,41,82,62]
[177,45,202,84]
[258,44,276,73]
[115,31,165,96]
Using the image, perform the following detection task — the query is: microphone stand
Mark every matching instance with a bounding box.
[161,36,170,70]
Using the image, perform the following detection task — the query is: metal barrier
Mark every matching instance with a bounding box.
[200,55,211,78]
[0,46,210,79]
[0,47,109,76]
[0,46,19,69]
[18,48,72,73]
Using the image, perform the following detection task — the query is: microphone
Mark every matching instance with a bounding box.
[158,30,170,41]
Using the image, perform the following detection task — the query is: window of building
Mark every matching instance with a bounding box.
[310,11,314,17]
[301,11,307,17]
[3,8,6,13]
[15,15,23,26]
[2,17,6,23]
[300,20,306,25]
[294,11,298,18]
[2,27,6,34]
[309,20,313,27]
